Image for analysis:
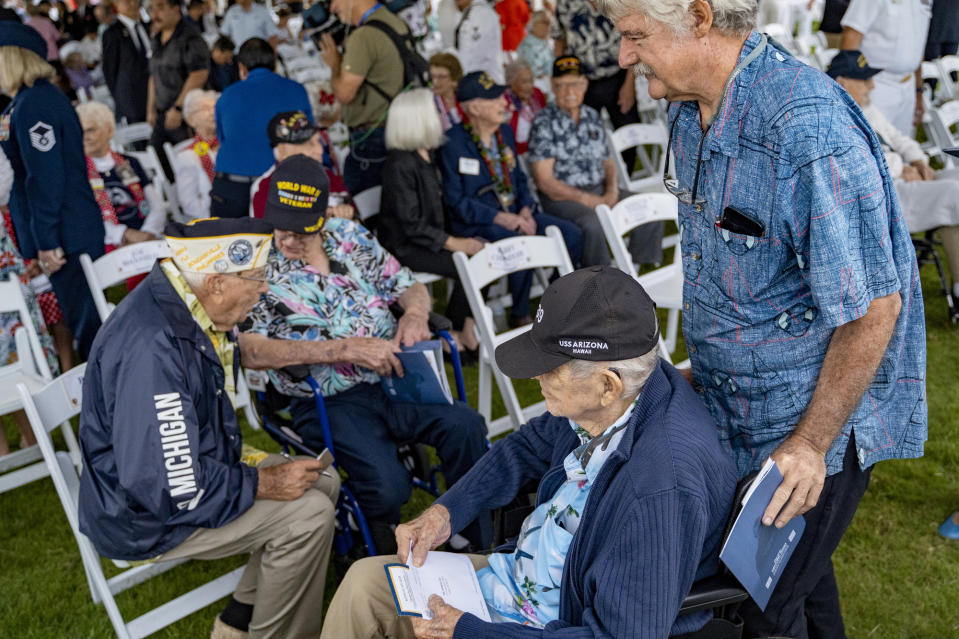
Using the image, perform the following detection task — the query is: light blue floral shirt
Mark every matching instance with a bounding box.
[476,399,636,626]
[671,32,927,477]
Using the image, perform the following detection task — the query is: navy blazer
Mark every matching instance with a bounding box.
[439,123,536,229]
[102,20,151,123]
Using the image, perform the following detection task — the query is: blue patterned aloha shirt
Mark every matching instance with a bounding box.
[671,32,927,478]
[550,0,621,80]
[477,399,635,626]
[241,217,415,397]
[527,103,609,189]
[516,34,553,79]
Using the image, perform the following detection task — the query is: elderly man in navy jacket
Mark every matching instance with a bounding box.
[78,218,339,639]
[320,266,737,639]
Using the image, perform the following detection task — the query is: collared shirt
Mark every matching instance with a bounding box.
[160,258,237,404]
[670,32,927,478]
[341,6,408,129]
[527,103,608,188]
[116,13,151,58]
[149,19,209,113]
[213,68,314,176]
[241,217,414,397]
[550,0,621,80]
[841,0,931,75]
[478,399,635,626]
[220,2,279,51]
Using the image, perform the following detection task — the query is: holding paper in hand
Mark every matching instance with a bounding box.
[385,541,491,622]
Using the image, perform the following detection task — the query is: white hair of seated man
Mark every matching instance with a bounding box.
[182,88,220,130]
[596,0,757,35]
[75,100,116,138]
[566,345,660,400]
[385,87,446,152]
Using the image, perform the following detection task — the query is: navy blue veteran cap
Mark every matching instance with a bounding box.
[165,217,274,274]
[826,50,881,80]
[0,21,47,59]
[456,71,507,102]
[264,154,330,233]
[495,266,660,379]
[268,110,318,147]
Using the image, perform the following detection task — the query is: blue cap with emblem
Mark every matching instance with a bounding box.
[0,21,47,60]
[164,217,274,274]
[456,71,507,102]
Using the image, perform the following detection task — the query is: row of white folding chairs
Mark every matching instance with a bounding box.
[922,99,959,169]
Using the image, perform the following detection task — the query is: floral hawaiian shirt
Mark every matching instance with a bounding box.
[476,399,636,626]
[671,32,927,478]
[527,103,609,189]
[550,0,621,80]
[241,218,414,397]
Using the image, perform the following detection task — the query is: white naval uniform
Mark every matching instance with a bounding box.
[454,0,505,84]
[864,102,959,233]
[842,0,932,134]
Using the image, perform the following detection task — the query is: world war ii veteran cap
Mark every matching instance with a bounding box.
[552,55,584,78]
[0,21,47,59]
[267,110,318,147]
[825,50,882,80]
[263,154,330,233]
[495,266,660,379]
[165,217,273,274]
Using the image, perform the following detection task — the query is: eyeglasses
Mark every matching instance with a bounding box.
[226,270,269,283]
[662,112,708,211]
[274,229,322,243]
[553,79,587,92]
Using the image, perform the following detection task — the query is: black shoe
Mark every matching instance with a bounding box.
[507,314,532,329]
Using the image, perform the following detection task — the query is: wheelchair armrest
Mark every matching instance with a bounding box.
[279,364,311,382]
[678,573,749,616]
[427,311,452,334]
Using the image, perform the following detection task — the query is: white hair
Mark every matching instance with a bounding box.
[75,100,116,136]
[566,345,661,400]
[596,0,757,35]
[182,88,219,127]
[505,57,532,84]
[385,88,445,151]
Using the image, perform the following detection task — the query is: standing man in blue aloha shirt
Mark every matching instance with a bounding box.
[600,1,927,638]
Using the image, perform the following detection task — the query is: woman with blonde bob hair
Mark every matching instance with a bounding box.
[378,88,483,354]
[0,23,106,360]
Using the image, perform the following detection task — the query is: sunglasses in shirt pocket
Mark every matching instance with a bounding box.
[716,206,766,256]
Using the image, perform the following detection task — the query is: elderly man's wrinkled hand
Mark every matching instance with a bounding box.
[256,459,322,500]
[327,204,355,220]
[395,504,452,567]
[345,337,403,377]
[411,596,464,639]
[764,435,827,528]
[395,310,431,348]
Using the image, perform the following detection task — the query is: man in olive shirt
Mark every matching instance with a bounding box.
[319,0,407,195]
[147,0,209,164]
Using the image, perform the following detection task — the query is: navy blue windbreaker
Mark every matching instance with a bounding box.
[78,264,258,560]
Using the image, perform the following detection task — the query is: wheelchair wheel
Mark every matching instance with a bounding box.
[399,443,434,488]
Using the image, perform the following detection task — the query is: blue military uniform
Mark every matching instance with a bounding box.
[0,77,104,358]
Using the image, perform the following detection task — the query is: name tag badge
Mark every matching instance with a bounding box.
[459,157,480,175]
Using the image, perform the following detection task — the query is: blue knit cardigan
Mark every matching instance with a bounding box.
[437,360,738,638]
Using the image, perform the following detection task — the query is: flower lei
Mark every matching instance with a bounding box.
[463,121,514,203]
[192,135,219,183]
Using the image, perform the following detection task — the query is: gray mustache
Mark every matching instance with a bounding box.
[633,62,655,77]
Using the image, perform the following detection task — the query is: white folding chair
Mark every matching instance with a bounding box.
[80,240,171,322]
[937,56,959,102]
[596,193,683,355]
[607,121,669,193]
[453,226,574,436]
[16,368,244,639]
[0,275,82,493]
[353,185,382,224]
[925,100,959,168]
[112,122,153,152]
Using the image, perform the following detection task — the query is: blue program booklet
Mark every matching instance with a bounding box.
[719,459,806,611]
[380,340,453,405]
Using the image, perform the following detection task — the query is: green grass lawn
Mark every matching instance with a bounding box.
[0,264,957,638]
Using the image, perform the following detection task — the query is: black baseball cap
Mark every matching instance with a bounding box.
[552,55,584,78]
[495,266,660,379]
[268,110,318,147]
[263,155,329,233]
[826,50,881,80]
[456,71,507,102]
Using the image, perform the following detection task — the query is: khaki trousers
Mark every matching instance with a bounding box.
[158,454,340,639]
[320,553,489,639]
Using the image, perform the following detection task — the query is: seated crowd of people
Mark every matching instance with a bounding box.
[0,0,948,637]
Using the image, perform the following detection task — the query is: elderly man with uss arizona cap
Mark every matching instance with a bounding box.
[78,217,340,639]
[320,266,737,639]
